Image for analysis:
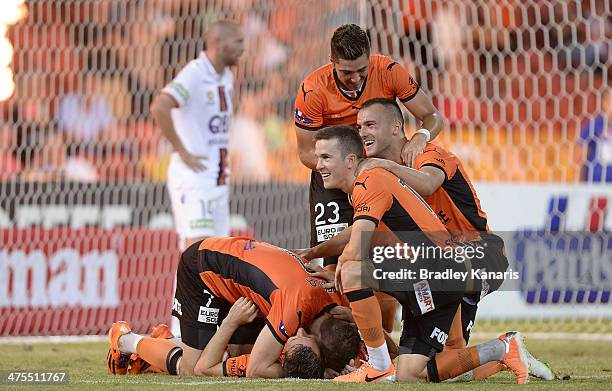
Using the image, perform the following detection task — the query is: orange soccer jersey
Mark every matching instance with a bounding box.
[294,54,419,130]
[350,168,452,247]
[197,237,343,343]
[414,143,490,235]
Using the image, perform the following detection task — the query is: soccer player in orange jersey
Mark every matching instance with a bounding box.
[294,24,445,269]
[312,126,542,383]
[106,237,360,379]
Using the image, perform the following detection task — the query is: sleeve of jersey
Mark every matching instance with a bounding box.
[414,148,458,180]
[293,82,324,130]
[387,61,420,103]
[351,176,393,226]
[161,65,195,107]
[265,297,298,344]
[223,354,250,377]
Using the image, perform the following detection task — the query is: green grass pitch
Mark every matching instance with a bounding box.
[1,338,611,390]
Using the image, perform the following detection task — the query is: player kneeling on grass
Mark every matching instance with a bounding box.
[301,99,554,382]
[107,237,361,379]
[312,126,551,384]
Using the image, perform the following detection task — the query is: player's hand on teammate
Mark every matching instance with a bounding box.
[306,264,335,289]
[224,297,258,328]
[328,305,353,322]
[356,158,394,176]
[292,248,313,261]
[401,132,427,168]
[323,359,358,378]
[178,149,208,172]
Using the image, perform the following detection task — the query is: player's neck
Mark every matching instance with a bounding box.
[206,50,226,75]
[389,138,408,164]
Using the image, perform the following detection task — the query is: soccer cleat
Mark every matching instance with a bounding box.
[525,349,555,380]
[499,331,529,384]
[128,354,151,375]
[333,362,395,383]
[107,321,132,375]
[150,323,174,339]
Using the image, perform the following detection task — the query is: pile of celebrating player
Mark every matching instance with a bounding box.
[107,23,556,384]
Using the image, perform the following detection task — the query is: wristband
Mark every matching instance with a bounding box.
[415,128,431,141]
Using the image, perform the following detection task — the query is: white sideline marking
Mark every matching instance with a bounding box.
[80,379,330,385]
[0,335,106,344]
[1,332,612,344]
[471,332,612,341]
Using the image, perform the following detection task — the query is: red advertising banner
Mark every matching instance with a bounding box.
[0,227,179,336]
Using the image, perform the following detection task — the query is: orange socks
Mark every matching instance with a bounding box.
[345,288,385,347]
[472,361,506,380]
[136,337,182,374]
[374,292,398,334]
[430,347,480,381]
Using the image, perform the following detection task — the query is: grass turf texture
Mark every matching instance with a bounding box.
[1,339,611,390]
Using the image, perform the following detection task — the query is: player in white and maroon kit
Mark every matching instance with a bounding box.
[151,20,244,250]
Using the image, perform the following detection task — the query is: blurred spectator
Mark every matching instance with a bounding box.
[580,89,611,183]
[55,74,116,181]
[57,74,114,144]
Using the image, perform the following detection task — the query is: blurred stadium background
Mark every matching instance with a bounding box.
[0,0,610,337]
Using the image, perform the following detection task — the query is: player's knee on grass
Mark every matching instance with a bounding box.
[340,260,363,290]
[179,344,203,376]
[319,318,361,372]
[396,353,430,382]
[282,345,323,379]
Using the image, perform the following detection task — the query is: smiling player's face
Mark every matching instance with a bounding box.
[333,54,369,92]
[357,104,396,157]
[315,138,352,191]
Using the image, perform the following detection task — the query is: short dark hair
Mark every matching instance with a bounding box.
[361,98,405,128]
[320,318,361,372]
[315,126,364,159]
[282,345,323,379]
[330,24,370,61]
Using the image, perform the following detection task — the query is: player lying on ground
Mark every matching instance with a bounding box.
[312,126,552,384]
[107,237,361,379]
[108,299,367,378]
[300,99,553,382]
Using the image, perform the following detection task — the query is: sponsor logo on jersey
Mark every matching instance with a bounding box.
[295,109,314,124]
[209,115,230,134]
[355,203,370,213]
[316,223,348,242]
[172,298,182,316]
[414,280,435,314]
[430,327,448,344]
[206,90,215,104]
[198,306,220,324]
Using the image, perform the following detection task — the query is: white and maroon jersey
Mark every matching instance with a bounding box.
[162,51,233,185]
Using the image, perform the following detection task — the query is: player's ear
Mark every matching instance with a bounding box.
[345,153,357,167]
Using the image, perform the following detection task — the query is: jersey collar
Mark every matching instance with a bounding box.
[199,51,230,81]
[333,68,367,101]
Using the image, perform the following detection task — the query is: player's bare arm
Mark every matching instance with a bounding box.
[401,89,446,167]
[335,219,376,293]
[195,298,258,377]
[151,93,207,171]
[300,225,352,261]
[357,158,445,196]
[245,326,284,378]
[295,126,319,170]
